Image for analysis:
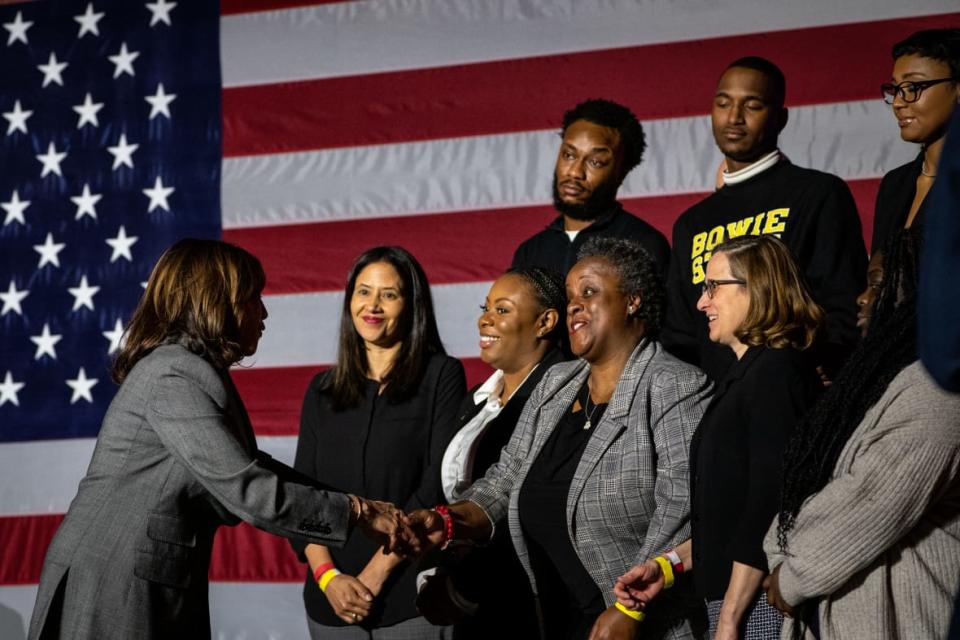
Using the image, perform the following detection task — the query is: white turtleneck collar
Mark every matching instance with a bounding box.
[722,149,782,186]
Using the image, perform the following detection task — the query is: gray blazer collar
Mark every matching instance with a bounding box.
[524,339,657,526]
[568,339,656,521]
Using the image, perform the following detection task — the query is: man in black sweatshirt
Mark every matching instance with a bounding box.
[511,99,670,276]
[661,57,866,381]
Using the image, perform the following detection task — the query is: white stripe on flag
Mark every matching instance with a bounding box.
[0,583,312,640]
[222,99,916,229]
[0,437,297,515]
[221,0,957,86]
[248,281,493,369]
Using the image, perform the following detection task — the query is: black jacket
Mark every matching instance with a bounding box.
[511,203,670,276]
[292,353,466,628]
[431,348,566,639]
[689,346,820,600]
[662,160,866,382]
[872,154,925,255]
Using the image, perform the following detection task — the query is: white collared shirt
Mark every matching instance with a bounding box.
[440,366,538,502]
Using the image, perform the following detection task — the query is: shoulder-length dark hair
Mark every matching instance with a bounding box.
[717,235,823,351]
[324,246,445,410]
[113,238,266,382]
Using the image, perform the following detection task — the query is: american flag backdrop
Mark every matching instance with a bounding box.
[0,0,956,637]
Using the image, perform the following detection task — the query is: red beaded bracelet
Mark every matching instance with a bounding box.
[433,504,454,548]
[313,562,336,583]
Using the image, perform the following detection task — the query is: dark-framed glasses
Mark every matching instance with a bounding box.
[701,279,746,299]
[881,78,956,105]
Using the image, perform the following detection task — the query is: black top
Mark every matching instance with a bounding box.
[689,347,821,599]
[511,203,670,276]
[435,348,566,639]
[292,353,466,628]
[871,154,926,256]
[455,348,567,487]
[662,160,866,382]
[519,382,607,616]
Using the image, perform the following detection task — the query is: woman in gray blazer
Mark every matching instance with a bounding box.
[28,239,415,640]
[410,237,713,640]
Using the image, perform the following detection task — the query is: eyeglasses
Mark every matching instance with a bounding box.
[701,279,746,299]
[881,78,956,105]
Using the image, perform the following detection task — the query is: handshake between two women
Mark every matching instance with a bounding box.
[349,497,469,557]
[323,498,490,627]
[351,491,497,559]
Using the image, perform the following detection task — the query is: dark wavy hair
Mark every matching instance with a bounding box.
[507,266,567,345]
[716,235,823,351]
[562,98,646,178]
[113,239,265,382]
[893,28,960,79]
[576,237,664,336]
[323,246,445,410]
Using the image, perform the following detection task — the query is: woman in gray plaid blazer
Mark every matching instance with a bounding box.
[411,238,713,640]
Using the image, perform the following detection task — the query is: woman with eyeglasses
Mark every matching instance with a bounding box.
[614,236,823,640]
[873,29,959,259]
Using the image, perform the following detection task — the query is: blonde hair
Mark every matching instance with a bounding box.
[112,239,265,382]
[716,235,823,350]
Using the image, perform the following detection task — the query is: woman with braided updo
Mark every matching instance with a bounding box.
[418,267,568,638]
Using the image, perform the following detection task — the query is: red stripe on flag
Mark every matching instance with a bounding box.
[0,514,62,585]
[233,358,494,437]
[2,515,305,585]
[210,522,304,582]
[226,180,879,296]
[225,194,705,295]
[221,0,345,15]
[222,14,958,155]
[231,365,319,437]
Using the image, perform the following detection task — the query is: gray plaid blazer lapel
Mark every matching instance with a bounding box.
[567,339,653,520]
[528,363,590,455]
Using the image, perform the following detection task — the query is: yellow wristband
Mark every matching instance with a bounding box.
[318,568,341,593]
[654,555,675,589]
[615,602,645,622]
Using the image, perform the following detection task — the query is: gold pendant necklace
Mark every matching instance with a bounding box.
[583,389,601,430]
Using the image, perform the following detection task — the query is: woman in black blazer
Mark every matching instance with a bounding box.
[615,236,823,639]
[418,266,567,638]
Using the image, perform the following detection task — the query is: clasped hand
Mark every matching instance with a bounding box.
[329,504,445,625]
[353,500,449,558]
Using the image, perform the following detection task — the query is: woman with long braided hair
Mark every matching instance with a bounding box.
[762,219,960,638]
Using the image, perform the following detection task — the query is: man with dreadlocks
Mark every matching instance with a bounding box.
[760,179,960,637]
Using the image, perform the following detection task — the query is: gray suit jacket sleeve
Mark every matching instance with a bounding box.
[147,354,351,545]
